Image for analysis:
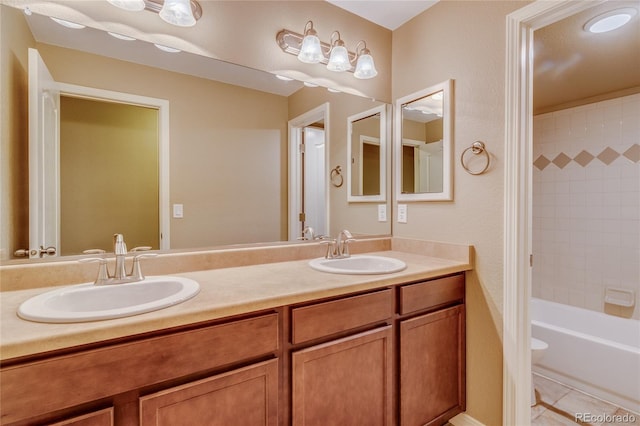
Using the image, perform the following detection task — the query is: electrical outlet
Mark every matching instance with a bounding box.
[377,204,387,222]
[173,204,184,219]
[397,204,408,223]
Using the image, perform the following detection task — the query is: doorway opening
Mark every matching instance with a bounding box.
[288,103,329,241]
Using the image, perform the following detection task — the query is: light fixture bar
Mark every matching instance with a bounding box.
[276,29,357,73]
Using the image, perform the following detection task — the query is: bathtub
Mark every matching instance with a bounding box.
[531,297,640,413]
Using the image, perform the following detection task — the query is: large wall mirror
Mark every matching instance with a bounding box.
[347,104,387,202]
[394,79,453,201]
[0,4,391,263]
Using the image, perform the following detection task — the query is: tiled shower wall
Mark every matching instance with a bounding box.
[532,93,640,319]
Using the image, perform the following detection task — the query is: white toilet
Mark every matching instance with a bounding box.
[531,337,549,406]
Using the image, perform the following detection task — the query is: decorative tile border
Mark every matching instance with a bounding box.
[534,144,640,170]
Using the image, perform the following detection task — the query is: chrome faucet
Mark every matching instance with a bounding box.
[299,226,316,241]
[322,229,356,259]
[113,233,128,280]
[80,234,156,285]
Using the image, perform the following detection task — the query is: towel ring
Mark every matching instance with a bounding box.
[330,165,343,187]
[461,141,490,175]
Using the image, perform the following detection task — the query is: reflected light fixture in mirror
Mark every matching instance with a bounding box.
[276,22,378,79]
[107,0,202,27]
[107,0,145,12]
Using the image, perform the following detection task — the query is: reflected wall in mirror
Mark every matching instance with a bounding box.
[347,104,387,202]
[395,79,453,202]
[0,4,392,263]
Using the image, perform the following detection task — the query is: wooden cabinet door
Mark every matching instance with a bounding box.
[49,408,113,426]
[400,305,465,426]
[292,326,393,426]
[140,359,278,426]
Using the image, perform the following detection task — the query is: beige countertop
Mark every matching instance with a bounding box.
[0,241,472,362]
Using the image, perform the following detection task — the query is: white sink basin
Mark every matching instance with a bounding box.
[309,255,407,275]
[17,276,200,323]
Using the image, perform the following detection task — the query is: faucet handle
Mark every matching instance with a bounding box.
[320,239,337,259]
[131,253,158,281]
[79,257,110,285]
[130,246,153,252]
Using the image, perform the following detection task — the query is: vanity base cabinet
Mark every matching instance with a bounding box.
[292,326,393,426]
[399,305,465,426]
[140,359,278,426]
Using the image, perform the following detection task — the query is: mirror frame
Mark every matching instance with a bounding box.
[394,79,453,202]
[347,104,387,203]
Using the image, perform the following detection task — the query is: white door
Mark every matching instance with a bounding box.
[303,127,326,237]
[28,48,60,259]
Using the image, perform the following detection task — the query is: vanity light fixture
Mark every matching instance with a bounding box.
[276,21,378,79]
[326,31,350,72]
[584,7,637,33]
[50,17,86,29]
[353,41,378,79]
[107,0,145,11]
[107,0,202,27]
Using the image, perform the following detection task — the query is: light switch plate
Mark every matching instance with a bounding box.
[173,204,184,219]
[377,204,387,222]
[397,204,408,223]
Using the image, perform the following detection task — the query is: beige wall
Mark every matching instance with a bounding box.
[392,1,529,424]
[0,6,33,260]
[60,97,159,254]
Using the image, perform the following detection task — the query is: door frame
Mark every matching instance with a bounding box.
[288,103,330,241]
[502,1,605,424]
[57,82,171,250]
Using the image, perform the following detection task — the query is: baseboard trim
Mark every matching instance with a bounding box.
[449,412,486,426]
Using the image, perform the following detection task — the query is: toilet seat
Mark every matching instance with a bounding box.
[531,337,548,351]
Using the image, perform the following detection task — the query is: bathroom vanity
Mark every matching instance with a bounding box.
[0,240,471,426]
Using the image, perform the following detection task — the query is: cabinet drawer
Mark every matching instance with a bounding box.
[399,274,464,315]
[140,359,279,426]
[0,313,278,425]
[292,289,393,344]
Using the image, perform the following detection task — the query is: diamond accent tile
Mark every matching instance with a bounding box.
[552,153,572,169]
[533,155,551,170]
[573,150,595,167]
[597,147,620,165]
[623,144,640,163]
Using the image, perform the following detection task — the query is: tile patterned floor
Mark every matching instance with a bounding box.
[532,374,639,425]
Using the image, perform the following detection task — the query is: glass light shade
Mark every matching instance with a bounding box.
[584,8,636,33]
[297,34,323,64]
[326,45,350,72]
[107,0,145,11]
[159,0,196,27]
[354,53,378,79]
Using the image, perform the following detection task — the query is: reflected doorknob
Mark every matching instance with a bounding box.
[39,246,57,256]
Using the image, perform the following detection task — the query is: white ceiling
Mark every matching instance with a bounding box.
[326,0,439,30]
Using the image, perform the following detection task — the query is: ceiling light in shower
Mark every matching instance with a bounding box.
[584,7,637,33]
